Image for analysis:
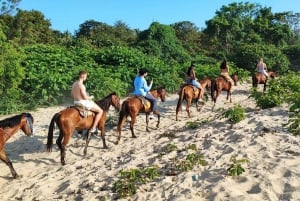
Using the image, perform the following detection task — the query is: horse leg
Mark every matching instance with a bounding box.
[146,113,150,132]
[99,118,108,149]
[130,115,137,138]
[263,83,266,92]
[55,131,65,165]
[83,131,92,155]
[0,149,18,178]
[153,111,160,128]
[56,129,71,165]
[186,98,192,117]
[229,91,232,103]
[212,90,221,111]
[116,112,127,144]
[226,90,232,102]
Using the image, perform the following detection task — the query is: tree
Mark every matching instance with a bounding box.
[5,9,55,45]
[75,20,137,48]
[0,0,20,15]
[136,22,190,64]
[0,27,25,113]
[171,21,203,56]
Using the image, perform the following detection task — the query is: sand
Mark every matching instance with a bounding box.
[0,80,299,201]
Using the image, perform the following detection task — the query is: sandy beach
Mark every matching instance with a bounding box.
[0,80,299,201]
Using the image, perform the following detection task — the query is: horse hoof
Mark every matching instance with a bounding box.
[13,174,20,179]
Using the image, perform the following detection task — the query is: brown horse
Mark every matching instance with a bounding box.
[116,87,166,144]
[252,71,276,92]
[175,78,210,121]
[0,113,34,178]
[211,73,238,111]
[46,92,120,165]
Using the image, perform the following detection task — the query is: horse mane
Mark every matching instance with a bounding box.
[0,113,25,128]
[95,92,117,112]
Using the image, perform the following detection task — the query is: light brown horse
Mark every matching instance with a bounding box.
[0,113,34,178]
[211,73,238,111]
[116,87,166,144]
[47,92,120,165]
[252,71,276,92]
[175,78,210,121]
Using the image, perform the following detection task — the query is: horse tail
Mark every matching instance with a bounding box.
[117,101,128,133]
[46,113,60,152]
[176,86,185,114]
[211,79,217,103]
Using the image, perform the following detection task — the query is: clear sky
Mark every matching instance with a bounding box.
[18,0,300,33]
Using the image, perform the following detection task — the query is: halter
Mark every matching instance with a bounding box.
[25,113,33,134]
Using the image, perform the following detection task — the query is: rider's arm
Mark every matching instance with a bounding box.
[143,78,152,93]
[80,84,93,100]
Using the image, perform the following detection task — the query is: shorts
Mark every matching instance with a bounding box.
[74,100,94,110]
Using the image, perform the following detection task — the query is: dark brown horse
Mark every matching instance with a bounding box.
[0,113,34,178]
[252,71,276,92]
[116,87,166,144]
[175,78,210,121]
[47,92,120,165]
[211,73,238,111]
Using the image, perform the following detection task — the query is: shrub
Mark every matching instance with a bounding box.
[112,166,160,198]
[222,104,246,124]
[227,155,249,177]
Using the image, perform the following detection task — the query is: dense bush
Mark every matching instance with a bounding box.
[250,72,300,135]
[250,78,285,109]
[222,104,246,124]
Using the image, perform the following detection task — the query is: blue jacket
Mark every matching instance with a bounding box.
[133,76,152,96]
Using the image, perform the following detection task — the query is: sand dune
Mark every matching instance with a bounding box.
[0,81,299,201]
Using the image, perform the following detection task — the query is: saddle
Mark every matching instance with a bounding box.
[135,96,151,111]
[72,104,95,118]
[180,82,201,96]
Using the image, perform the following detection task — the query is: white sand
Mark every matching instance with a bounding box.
[0,81,299,201]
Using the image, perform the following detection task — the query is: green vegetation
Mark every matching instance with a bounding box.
[112,143,207,198]
[227,155,249,177]
[112,166,160,198]
[222,104,246,124]
[250,72,300,135]
[0,2,299,121]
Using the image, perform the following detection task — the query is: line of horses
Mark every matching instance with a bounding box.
[0,71,276,178]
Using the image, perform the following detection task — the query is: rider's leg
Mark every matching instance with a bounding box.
[90,102,103,133]
[145,93,157,119]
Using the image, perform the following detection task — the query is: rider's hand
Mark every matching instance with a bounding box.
[90,95,94,100]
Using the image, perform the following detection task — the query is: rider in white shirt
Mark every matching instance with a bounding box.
[257,58,269,78]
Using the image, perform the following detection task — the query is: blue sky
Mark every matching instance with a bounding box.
[19,0,300,33]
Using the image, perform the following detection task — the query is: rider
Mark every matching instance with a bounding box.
[186,62,204,102]
[220,60,235,93]
[71,70,103,134]
[133,68,157,120]
[257,58,269,79]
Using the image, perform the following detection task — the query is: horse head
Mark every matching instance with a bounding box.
[156,86,166,102]
[268,71,276,78]
[110,92,121,111]
[21,113,34,136]
[231,72,238,86]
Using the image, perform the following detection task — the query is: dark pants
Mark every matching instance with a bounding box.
[145,93,157,112]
